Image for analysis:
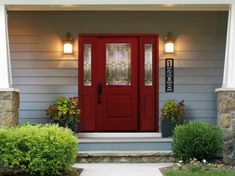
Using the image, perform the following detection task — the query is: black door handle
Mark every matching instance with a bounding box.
[98,82,103,103]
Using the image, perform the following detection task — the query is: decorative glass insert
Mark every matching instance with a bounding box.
[106,43,131,85]
[83,44,92,86]
[144,44,153,86]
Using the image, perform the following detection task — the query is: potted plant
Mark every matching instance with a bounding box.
[46,96,80,133]
[161,99,186,137]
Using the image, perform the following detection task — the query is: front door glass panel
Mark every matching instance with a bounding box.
[83,44,92,86]
[144,44,153,86]
[106,43,131,85]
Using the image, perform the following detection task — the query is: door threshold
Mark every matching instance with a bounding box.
[78,132,162,138]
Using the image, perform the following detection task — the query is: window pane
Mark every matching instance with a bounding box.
[106,43,131,85]
[83,44,92,86]
[144,44,153,86]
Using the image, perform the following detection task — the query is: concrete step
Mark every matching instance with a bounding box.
[77,136,173,163]
[78,137,172,152]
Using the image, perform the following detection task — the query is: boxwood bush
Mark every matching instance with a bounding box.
[172,121,223,162]
[0,124,77,176]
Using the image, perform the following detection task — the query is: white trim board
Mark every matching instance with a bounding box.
[215,88,235,92]
[0,5,10,88]
[78,133,162,138]
[6,5,229,11]
[0,0,234,5]
[0,88,19,92]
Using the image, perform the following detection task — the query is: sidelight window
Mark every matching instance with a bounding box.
[144,44,153,86]
[83,44,92,86]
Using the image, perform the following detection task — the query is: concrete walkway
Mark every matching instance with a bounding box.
[75,163,173,176]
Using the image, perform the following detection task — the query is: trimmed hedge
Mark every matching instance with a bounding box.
[172,122,223,162]
[0,124,77,176]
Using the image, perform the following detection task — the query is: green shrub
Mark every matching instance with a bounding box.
[172,121,223,162]
[0,124,77,176]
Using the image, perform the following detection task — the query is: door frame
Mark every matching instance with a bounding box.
[78,34,159,132]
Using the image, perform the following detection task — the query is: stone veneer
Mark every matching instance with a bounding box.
[77,152,175,163]
[217,90,235,164]
[0,89,20,127]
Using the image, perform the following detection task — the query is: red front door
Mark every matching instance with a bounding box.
[79,34,159,132]
[96,37,139,131]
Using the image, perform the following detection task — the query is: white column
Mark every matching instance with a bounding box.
[0,5,11,88]
[221,3,235,89]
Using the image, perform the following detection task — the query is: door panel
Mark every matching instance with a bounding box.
[79,37,98,131]
[107,96,131,118]
[96,37,138,131]
[139,36,158,131]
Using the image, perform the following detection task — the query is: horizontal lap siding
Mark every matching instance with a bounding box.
[8,11,227,124]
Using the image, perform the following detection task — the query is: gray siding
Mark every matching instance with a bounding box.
[8,11,227,124]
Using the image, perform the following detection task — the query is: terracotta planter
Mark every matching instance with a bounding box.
[161,118,175,137]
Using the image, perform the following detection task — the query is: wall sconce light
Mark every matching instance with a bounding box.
[164,32,175,53]
[63,32,73,54]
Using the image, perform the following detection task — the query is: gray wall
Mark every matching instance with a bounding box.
[8,11,227,124]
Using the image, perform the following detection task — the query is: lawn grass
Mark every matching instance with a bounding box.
[164,170,235,176]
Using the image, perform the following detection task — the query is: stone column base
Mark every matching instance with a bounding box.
[217,89,235,164]
[0,88,20,127]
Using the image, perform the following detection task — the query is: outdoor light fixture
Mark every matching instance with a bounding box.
[63,32,73,54]
[164,32,175,53]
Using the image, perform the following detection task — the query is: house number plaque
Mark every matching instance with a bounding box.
[165,58,174,92]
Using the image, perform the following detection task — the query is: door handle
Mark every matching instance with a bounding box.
[98,82,103,104]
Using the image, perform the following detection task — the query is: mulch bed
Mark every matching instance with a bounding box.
[0,168,83,176]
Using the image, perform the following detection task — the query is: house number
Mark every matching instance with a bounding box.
[165,58,174,92]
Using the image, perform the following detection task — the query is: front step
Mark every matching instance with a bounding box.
[78,137,172,151]
[77,137,173,163]
[77,151,175,163]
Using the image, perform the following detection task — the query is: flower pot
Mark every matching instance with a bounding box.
[161,118,175,137]
[53,121,78,133]
[68,122,78,133]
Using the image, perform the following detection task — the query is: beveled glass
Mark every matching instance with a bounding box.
[106,43,131,85]
[83,44,92,86]
[144,44,153,86]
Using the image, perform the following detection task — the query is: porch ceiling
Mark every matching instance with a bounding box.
[6,4,229,11]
